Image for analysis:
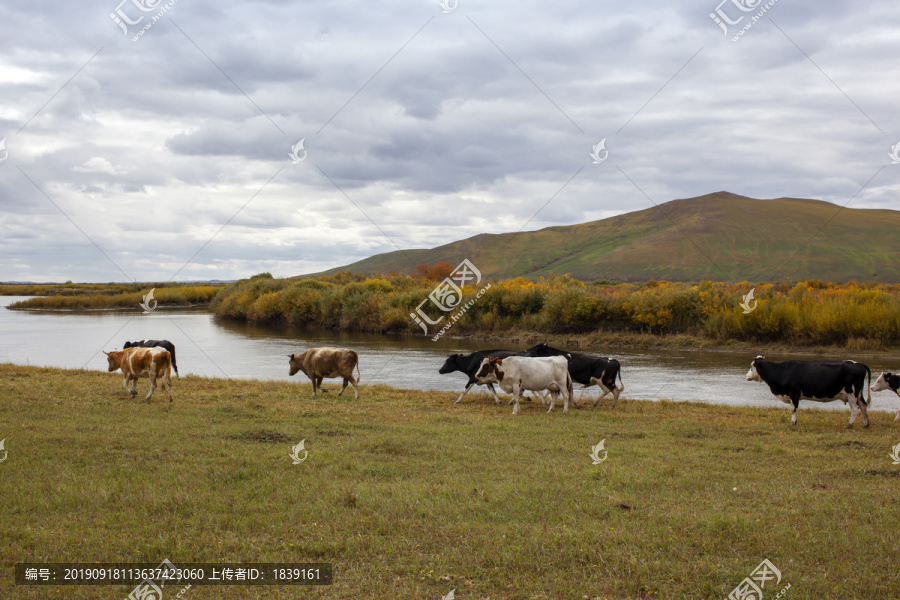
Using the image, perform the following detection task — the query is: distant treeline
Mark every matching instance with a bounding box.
[211,272,900,346]
[6,283,223,310]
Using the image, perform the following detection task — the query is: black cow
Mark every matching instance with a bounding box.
[746,356,871,428]
[439,349,537,405]
[870,372,900,422]
[526,342,624,408]
[124,340,179,378]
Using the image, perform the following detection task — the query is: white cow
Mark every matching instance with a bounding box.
[870,371,900,422]
[475,355,573,414]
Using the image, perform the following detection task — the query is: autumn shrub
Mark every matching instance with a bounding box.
[209,274,900,345]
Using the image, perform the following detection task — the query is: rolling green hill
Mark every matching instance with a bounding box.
[313,192,900,282]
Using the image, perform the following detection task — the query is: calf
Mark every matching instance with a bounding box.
[527,342,625,408]
[746,356,871,428]
[104,347,174,402]
[870,372,900,422]
[288,347,360,399]
[124,340,178,378]
[476,355,572,415]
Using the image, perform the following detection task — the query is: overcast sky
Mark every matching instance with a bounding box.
[1,0,898,282]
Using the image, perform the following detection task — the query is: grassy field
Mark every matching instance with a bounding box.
[1,364,899,599]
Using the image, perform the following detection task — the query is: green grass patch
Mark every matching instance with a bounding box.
[1,364,899,598]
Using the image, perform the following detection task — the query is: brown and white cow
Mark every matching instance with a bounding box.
[287,347,360,399]
[103,346,174,402]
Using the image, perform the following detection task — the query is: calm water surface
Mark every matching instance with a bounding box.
[3,296,899,413]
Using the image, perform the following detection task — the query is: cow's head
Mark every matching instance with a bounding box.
[871,372,900,396]
[287,352,308,377]
[475,357,503,382]
[123,340,142,349]
[746,355,765,382]
[438,354,462,374]
[526,342,550,356]
[103,350,121,372]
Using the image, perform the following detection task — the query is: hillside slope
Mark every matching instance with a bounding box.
[312,192,900,282]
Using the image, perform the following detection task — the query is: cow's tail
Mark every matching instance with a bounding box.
[354,352,361,384]
[567,370,574,403]
[171,346,179,379]
[864,364,871,406]
[616,364,625,392]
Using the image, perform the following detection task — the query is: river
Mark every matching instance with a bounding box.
[3,296,898,412]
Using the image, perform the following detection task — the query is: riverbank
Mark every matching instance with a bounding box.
[1,364,898,599]
[451,328,900,360]
[2,282,222,310]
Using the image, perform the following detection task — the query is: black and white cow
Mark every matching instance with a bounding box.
[870,372,900,422]
[439,349,536,404]
[527,342,624,408]
[746,356,871,428]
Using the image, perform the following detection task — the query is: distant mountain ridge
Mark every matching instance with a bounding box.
[311,192,900,282]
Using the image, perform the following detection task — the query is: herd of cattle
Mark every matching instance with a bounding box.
[102,340,900,428]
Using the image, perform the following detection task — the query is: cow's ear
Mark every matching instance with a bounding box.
[286,354,294,358]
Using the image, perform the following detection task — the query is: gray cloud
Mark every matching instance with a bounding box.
[0,0,898,282]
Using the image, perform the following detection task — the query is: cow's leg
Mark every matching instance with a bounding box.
[165,371,173,402]
[895,406,900,422]
[790,394,800,426]
[859,391,869,428]
[309,375,318,396]
[146,374,157,401]
[846,391,858,429]
[512,382,521,415]
[123,375,135,398]
[610,386,621,409]
[547,389,556,413]
[591,380,610,407]
[454,381,478,405]
[315,376,327,392]
[566,387,579,409]
[486,383,503,405]
[352,375,359,399]
[338,378,348,396]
